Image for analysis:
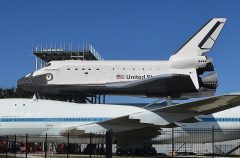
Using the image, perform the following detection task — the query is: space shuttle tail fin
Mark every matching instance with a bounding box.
[170,18,226,60]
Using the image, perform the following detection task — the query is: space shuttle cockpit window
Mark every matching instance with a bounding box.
[46,63,51,67]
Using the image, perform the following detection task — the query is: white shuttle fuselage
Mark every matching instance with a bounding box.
[36,60,170,85]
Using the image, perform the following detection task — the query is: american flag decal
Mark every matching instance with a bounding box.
[116,74,125,79]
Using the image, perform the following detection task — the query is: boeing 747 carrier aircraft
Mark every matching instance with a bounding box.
[0,93,240,149]
[18,18,226,99]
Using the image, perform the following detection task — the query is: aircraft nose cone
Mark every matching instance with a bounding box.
[17,74,49,92]
[17,76,33,91]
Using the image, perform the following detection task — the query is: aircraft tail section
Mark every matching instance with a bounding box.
[170,18,226,61]
[169,18,226,94]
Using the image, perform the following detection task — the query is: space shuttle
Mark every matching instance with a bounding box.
[17,18,226,99]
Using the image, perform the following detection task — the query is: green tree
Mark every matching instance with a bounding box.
[0,88,3,98]
[0,87,33,98]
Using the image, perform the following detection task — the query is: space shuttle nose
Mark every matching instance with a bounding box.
[17,76,33,90]
[17,74,49,92]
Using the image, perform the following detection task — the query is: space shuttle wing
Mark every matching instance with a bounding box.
[107,74,196,97]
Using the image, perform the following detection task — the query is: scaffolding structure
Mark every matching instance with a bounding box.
[33,43,104,70]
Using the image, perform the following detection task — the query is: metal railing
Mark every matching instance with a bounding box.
[1,128,240,158]
[32,42,104,70]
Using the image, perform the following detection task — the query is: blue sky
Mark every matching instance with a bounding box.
[0,0,239,102]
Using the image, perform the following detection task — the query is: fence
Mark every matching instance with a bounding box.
[0,128,240,158]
